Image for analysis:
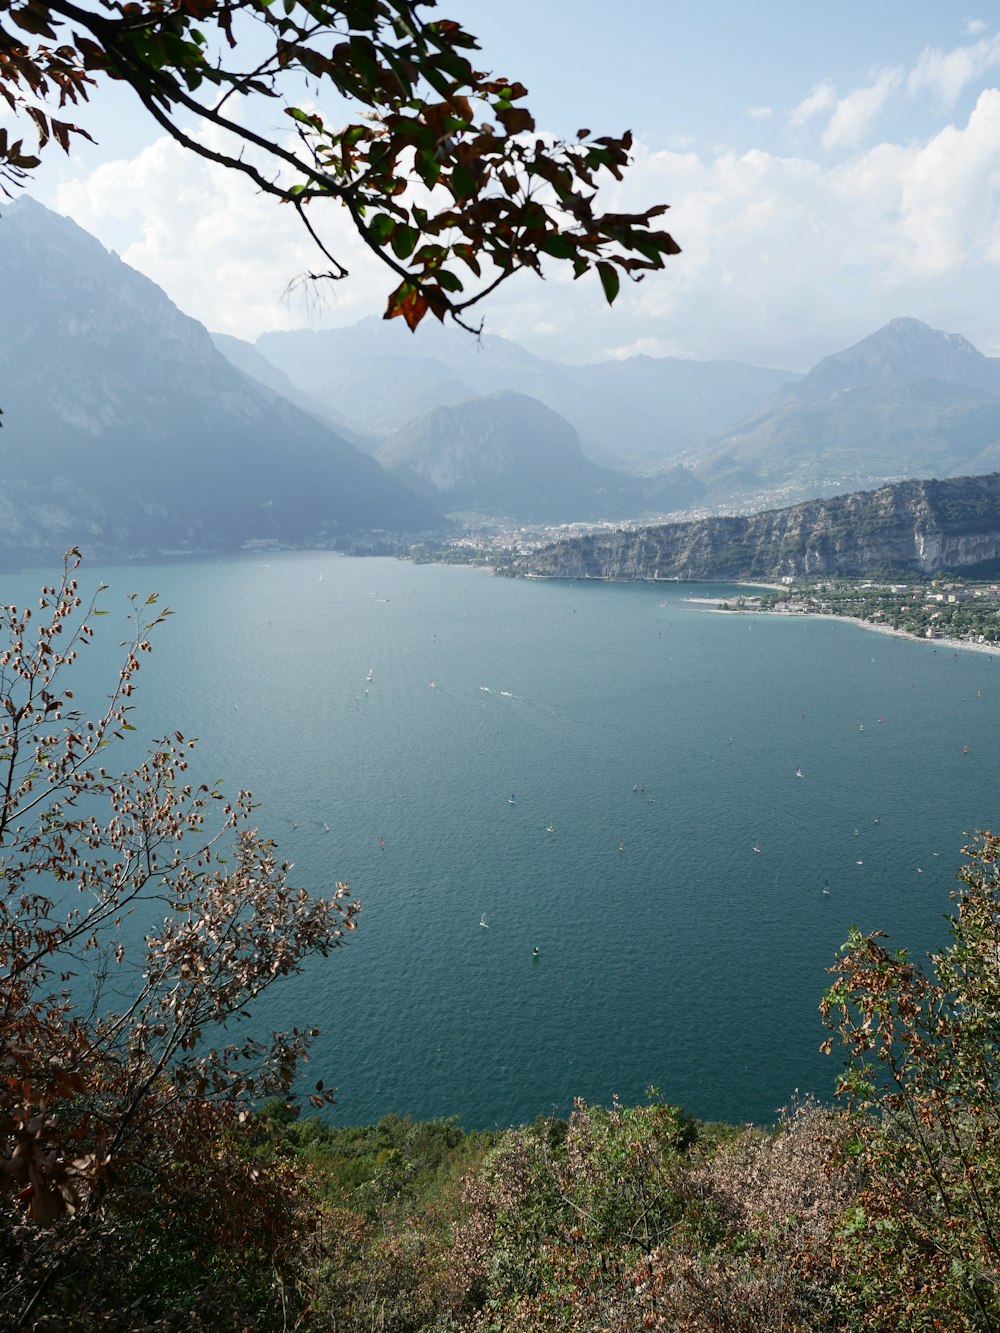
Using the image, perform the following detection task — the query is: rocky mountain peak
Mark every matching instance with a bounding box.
[792,317,1000,402]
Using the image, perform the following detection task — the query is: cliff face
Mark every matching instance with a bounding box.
[514,474,1000,582]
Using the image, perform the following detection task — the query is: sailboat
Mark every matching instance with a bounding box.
[480,915,488,929]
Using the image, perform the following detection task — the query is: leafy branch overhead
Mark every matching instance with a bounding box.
[0,0,680,330]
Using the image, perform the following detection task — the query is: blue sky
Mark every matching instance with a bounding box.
[460,1,977,153]
[6,2,1000,369]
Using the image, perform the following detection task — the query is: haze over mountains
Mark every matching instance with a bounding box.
[6,197,1000,569]
[254,320,796,473]
[373,392,704,523]
[0,198,438,566]
[249,312,1000,515]
[694,318,1000,502]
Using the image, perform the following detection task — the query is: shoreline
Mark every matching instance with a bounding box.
[706,603,1000,658]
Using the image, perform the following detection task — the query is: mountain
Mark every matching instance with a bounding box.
[376,391,706,522]
[255,319,797,471]
[511,472,1000,582]
[0,199,438,566]
[209,331,373,449]
[257,322,484,437]
[693,319,1000,502]
[552,354,798,470]
[780,317,1000,403]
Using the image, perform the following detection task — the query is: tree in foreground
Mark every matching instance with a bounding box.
[0,553,359,1327]
[0,0,680,331]
[823,833,1000,1332]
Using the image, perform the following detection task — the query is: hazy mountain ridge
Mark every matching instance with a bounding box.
[210,332,373,448]
[0,198,438,566]
[786,317,1000,402]
[9,200,1000,556]
[251,317,1000,516]
[255,319,798,471]
[375,391,706,522]
[511,472,1000,582]
[692,319,1000,500]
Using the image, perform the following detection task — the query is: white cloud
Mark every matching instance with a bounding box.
[597,335,679,361]
[745,105,773,121]
[512,90,1000,368]
[894,88,1000,274]
[55,131,403,339]
[964,18,988,37]
[908,32,1000,106]
[788,81,837,129]
[42,89,1000,372]
[821,68,902,149]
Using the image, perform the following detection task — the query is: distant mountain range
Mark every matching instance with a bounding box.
[692,319,1000,503]
[8,197,1000,559]
[374,391,705,523]
[0,198,438,567]
[253,319,797,472]
[511,471,1000,583]
[248,314,1000,515]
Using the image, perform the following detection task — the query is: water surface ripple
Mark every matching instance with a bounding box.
[7,554,996,1128]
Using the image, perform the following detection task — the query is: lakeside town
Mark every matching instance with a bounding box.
[722,578,1000,647]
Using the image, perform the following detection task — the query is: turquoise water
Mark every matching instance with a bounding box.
[6,554,999,1127]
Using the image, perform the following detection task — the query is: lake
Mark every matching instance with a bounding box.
[5,552,997,1128]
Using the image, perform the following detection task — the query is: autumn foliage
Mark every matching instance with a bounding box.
[821,833,1000,1332]
[0,552,358,1325]
[0,0,680,332]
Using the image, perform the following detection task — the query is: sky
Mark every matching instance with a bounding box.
[5,0,1000,370]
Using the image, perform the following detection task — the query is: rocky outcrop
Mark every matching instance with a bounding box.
[512,473,1000,582]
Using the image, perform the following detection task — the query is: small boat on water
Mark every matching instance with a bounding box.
[508,793,516,804]
[480,915,488,928]
[367,668,374,682]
